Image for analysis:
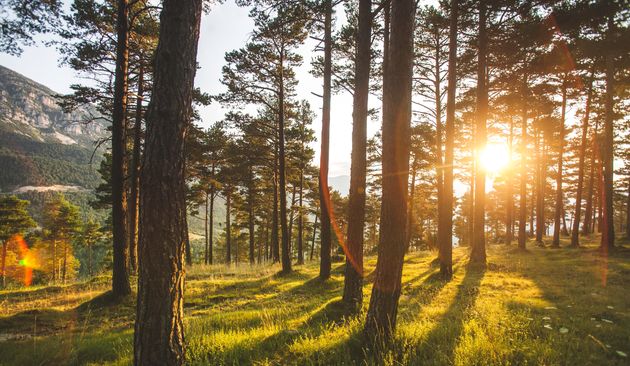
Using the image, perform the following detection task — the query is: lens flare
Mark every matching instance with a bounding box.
[10,234,40,287]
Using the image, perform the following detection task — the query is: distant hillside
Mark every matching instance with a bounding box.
[0,65,107,193]
[329,175,350,196]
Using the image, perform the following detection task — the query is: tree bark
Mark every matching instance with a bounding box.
[62,243,67,284]
[204,192,209,264]
[209,180,215,265]
[571,76,593,247]
[406,164,416,248]
[226,189,231,264]
[364,0,414,342]
[184,214,192,266]
[440,0,456,277]
[518,79,528,250]
[343,0,371,310]
[111,0,132,298]
[505,116,514,245]
[297,169,305,264]
[601,15,615,251]
[583,119,598,235]
[319,0,333,280]
[626,178,630,240]
[129,62,144,274]
[272,141,280,262]
[310,215,318,261]
[133,0,202,363]
[535,128,545,245]
[552,80,567,248]
[278,46,291,274]
[1,242,6,288]
[248,169,255,265]
[471,0,487,264]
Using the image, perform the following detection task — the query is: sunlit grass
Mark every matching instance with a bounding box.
[1,235,629,365]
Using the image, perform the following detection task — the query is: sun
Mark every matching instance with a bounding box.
[479,143,510,173]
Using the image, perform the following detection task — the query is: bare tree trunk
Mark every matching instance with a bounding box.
[364,0,414,342]
[287,185,297,255]
[552,80,567,248]
[204,192,209,264]
[184,214,192,266]
[111,0,131,298]
[62,243,67,284]
[297,169,305,264]
[319,0,333,280]
[406,165,416,248]
[583,121,598,235]
[51,239,56,283]
[535,128,545,245]
[571,78,592,247]
[518,89,528,250]
[471,0,487,264]
[601,15,615,251]
[248,181,255,266]
[226,189,231,264]
[434,29,444,262]
[626,179,630,240]
[505,116,514,245]
[278,42,291,273]
[343,0,371,310]
[133,1,201,364]
[1,242,7,288]
[272,141,280,262]
[129,63,144,274]
[310,215,318,261]
[440,0,457,277]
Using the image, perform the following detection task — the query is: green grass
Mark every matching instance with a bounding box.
[1,235,629,365]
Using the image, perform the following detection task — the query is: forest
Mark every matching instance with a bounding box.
[0,0,629,365]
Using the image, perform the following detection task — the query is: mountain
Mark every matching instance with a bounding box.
[0,65,107,193]
[329,175,350,197]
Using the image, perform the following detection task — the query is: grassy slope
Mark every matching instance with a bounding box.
[0,236,629,365]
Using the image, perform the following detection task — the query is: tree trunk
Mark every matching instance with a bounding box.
[226,189,231,264]
[272,142,280,262]
[297,169,305,264]
[626,178,630,240]
[133,0,202,363]
[310,215,318,261]
[278,47,291,274]
[601,15,615,251]
[583,120,598,235]
[440,0,457,277]
[287,185,297,254]
[505,116,514,245]
[62,243,67,284]
[319,0,333,280]
[1,242,6,288]
[343,0,371,310]
[406,165,416,248]
[51,239,56,283]
[204,192,209,264]
[184,214,192,266]
[471,0,487,264]
[111,0,131,298]
[209,186,215,265]
[248,173,255,265]
[535,128,545,245]
[552,80,567,247]
[434,27,444,263]
[571,78,592,247]
[364,0,414,342]
[129,62,144,274]
[518,80,528,250]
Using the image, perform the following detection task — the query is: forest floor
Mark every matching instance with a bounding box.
[1,235,630,365]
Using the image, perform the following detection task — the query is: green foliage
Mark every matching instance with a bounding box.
[0,195,35,242]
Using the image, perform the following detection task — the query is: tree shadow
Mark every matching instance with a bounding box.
[407,263,486,365]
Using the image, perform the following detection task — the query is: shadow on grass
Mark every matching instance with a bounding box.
[0,290,135,336]
[406,263,485,365]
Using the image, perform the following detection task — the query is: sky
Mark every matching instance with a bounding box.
[0,1,368,178]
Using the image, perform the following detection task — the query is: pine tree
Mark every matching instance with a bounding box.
[364,0,415,343]
[0,196,36,287]
[133,0,202,363]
